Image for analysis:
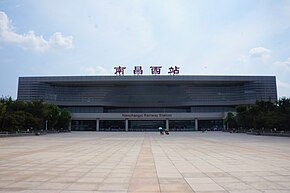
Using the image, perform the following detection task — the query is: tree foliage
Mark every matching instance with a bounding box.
[0,97,72,133]
[233,98,290,132]
[224,112,237,129]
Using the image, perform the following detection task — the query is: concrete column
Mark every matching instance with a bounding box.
[69,121,72,131]
[223,120,226,131]
[195,118,198,131]
[96,119,99,132]
[166,119,169,130]
[125,119,129,132]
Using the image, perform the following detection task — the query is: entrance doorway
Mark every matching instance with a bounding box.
[71,120,96,131]
[129,120,166,131]
[99,120,125,131]
[198,120,223,131]
[169,120,195,131]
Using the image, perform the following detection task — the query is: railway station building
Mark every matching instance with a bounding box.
[17,75,277,131]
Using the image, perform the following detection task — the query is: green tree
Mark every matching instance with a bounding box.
[255,100,276,131]
[44,104,60,130]
[27,100,46,129]
[235,98,290,132]
[56,108,72,130]
[276,98,290,131]
[236,105,253,130]
[0,103,7,131]
[4,111,26,132]
[0,96,13,130]
[0,97,72,133]
[224,112,237,130]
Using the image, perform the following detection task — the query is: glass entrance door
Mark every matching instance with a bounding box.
[169,120,195,131]
[129,120,166,131]
[71,120,96,131]
[99,120,125,131]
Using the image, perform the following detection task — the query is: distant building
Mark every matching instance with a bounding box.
[17,75,277,131]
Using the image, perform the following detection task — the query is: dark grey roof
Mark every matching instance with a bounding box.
[19,75,276,86]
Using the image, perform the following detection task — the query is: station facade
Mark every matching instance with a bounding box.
[17,75,277,131]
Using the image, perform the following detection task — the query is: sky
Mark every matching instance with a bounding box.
[1,0,290,99]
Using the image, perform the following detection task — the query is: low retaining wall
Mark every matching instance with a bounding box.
[0,130,69,138]
[247,131,290,137]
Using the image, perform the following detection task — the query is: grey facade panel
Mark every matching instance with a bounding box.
[17,75,277,110]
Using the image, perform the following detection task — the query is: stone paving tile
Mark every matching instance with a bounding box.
[77,177,104,183]
[161,192,194,193]
[237,176,267,183]
[60,191,96,193]
[276,182,290,189]
[4,181,42,189]
[188,183,225,191]
[181,172,208,178]
[102,177,131,183]
[130,177,159,184]
[205,172,232,178]
[218,182,258,191]
[263,175,290,182]
[128,183,160,192]
[48,176,79,183]
[0,181,15,189]
[211,176,241,183]
[22,175,55,182]
[194,191,228,193]
[248,181,288,190]
[65,182,99,191]
[33,182,71,190]
[158,177,187,184]
[98,183,129,191]
[159,183,193,192]
[227,190,262,193]
[1,132,290,192]
[185,177,216,184]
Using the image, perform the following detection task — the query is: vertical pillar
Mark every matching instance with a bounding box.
[195,118,198,131]
[125,119,129,132]
[166,119,169,130]
[69,121,72,131]
[96,119,99,132]
[223,120,226,131]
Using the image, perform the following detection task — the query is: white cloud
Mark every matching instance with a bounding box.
[49,32,73,49]
[275,58,290,70]
[277,79,290,98]
[81,66,110,75]
[249,47,271,58]
[0,11,73,52]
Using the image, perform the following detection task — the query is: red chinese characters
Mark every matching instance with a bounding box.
[114,66,126,75]
[150,66,162,75]
[113,65,180,75]
[133,66,143,75]
[168,66,180,75]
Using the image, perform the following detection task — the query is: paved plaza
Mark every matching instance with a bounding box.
[0,132,290,193]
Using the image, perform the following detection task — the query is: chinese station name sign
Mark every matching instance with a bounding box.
[114,66,180,75]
